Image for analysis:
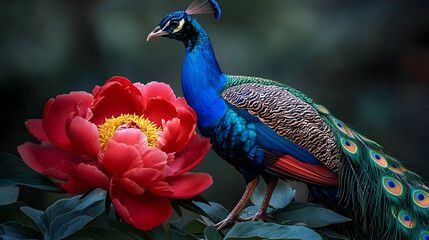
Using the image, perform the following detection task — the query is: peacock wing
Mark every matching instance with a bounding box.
[221,75,340,186]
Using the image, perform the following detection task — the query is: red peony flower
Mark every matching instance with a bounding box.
[18,76,212,230]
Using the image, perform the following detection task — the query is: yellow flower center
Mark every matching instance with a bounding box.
[98,113,161,150]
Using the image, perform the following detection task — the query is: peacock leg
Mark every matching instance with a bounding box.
[249,177,278,221]
[214,176,260,230]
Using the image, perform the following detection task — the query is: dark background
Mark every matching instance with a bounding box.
[1,0,428,212]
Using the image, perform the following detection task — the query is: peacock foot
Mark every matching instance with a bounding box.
[239,212,274,222]
[214,214,241,230]
[215,212,274,230]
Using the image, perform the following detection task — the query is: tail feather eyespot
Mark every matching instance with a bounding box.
[389,163,405,175]
[315,104,330,114]
[421,231,429,240]
[397,210,416,229]
[413,190,429,208]
[341,138,358,154]
[382,177,403,196]
[334,119,354,138]
[370,150,388,168]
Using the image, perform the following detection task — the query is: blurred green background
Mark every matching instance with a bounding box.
[0,0,428,216]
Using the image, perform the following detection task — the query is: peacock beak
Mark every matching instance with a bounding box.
[147,26,169,41]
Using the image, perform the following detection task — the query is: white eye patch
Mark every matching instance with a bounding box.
[172,19,185,33]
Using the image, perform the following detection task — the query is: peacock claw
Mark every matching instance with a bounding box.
[214,216,240,230]
[239,212,274,222]
[215,212,274,230]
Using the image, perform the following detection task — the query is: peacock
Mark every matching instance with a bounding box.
[147,0,429,238]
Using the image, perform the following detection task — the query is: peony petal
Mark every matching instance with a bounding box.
[25,119,49,142]
[173,97,197,121]
[91,77,144,126]
[110,128,148,147]
[175,107,197,150]
[75,163,110,191]
[123,168,172,196]
[157,107,197,153]
[123,168,162,184]
[148,181,173,197]
[17,142,97,194]
[110,177,172,230]
[137,82,176,107]
[134,145,168,171]
[101,141,142,176]
[17,142,82,181]
[157,118,181,153]
[166,134,211,176]
[146,98,177,127]
[43,92,93,152]
[60,173,95,194]
[119,177,146,195]
[66,116,100,157]
[164,172,213,199]
[92,85,101,96]
[105,76,139,90]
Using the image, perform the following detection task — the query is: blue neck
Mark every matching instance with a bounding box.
[181,18,227,128]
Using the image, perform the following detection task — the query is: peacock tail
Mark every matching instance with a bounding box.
[221,75,429,239]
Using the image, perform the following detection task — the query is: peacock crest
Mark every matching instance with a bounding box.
[185,0,221,19]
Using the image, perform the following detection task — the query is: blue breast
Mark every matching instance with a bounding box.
[199,108,264,182]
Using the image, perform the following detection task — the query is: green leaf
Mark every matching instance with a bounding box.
[0,152,62,192]
[161,221,171,238]
[170,224,200,240]
[106,219,154,239]
[44,189,105,222]
[225,237,266,240]
[150,224,199,240]
[185,219,207,235]
[225,222,322,240]
[190,195,211,206]
[315,227,349,240]
[21,189,106,240]
[48,189,106,240]
[171,201,183,217]
[204,226,223,240]
[171,199,211,219]
[277,202,322,212]
[238,206,256,220]
[64,227,144,240]
[104,190,112,214]
[0,221,43,240]
[20,206,48,234]
[194,202,229,223]
[0,186,19,205]
[273,206,351,228]
[250,180,295,209]
[0,202,34,225]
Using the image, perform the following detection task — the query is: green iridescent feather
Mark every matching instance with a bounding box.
[222,75,429,239]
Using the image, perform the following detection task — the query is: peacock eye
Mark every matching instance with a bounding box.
[170,20,180,28]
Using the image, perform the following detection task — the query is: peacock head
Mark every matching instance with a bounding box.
[147,0,221,45]
[147,11,193,42]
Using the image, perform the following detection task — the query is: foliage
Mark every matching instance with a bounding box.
[0,151,60,190]
[0,154,350,239]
